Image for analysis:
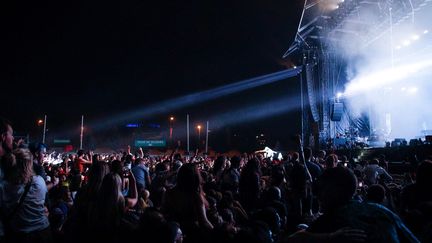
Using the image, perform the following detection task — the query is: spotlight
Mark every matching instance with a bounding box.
[411,35,419,40]
[408,87,418,94]
[402,40,411,46]
[337,92,343,98]
[92,67,302,132]
[344,59,432,96]
[424,30,429,34]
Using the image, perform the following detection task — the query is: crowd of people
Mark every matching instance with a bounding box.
[1,117,431,243]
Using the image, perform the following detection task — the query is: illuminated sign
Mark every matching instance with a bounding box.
[53,139,71,144]
[134,140,166,147]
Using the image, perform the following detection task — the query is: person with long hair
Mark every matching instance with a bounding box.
[62,160,111,242]
[163,163,213,242]
[0,148,52,243]
[87,171,137,242]
[239,158,262,212]
[88,173,124,229]
[75,160,110,210]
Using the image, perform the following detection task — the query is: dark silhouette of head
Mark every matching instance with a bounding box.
[325,154,338,169]
[318,150,326,159]
[370,159,379,165]
[213,156,226,173]
[291,152,299,162]
[230,156,241,169]
[244,158,261,174]
[176,163,202,193]
[77,149,85,157]
[366,184,386,204]
[318,167,357,212]
[86,160,110,197]
[110,160,124,177]
[267,186,281,201]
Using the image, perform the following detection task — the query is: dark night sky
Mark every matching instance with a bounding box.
[2,0,305,150]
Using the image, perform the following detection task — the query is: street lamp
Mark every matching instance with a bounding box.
[37,115,47,143]
[169,116,175,141]
[197,125,202,142]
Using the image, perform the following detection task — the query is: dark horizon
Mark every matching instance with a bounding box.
[3,0,306,151]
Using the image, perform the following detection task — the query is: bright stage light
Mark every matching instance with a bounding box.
[411,35,420,40]
[408,87,418,94]
[337,92,343,98]
[424,30,429,34]
[403,40,411,46]
[344,59,432,96]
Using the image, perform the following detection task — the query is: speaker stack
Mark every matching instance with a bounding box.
[331,103,343,121]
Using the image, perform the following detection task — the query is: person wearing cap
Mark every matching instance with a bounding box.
[29,143,48,181]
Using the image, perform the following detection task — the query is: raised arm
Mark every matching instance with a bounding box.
[196,197,214,230]
[138,147,144,159]
[81,151,93,164]
[125,171,138,209]
[127,145,131,155]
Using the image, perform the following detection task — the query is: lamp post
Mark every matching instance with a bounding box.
[205,121,209,154]
[169,116,174,139]
[37,115,47,143]
[80,115,84,150]
[197,125,202,146]
[169,116,174,147]
[187,114,190,154]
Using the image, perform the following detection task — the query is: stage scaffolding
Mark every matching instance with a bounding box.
[285,0,432,148]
